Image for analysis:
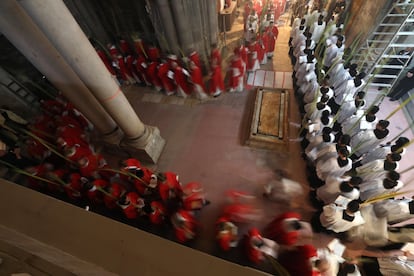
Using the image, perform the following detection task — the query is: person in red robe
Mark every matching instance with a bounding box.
[181,181,210,211]
[264,211,310,246]
[77,153,102,179]
[210,44,222,68]
[113,55,135,85]
[171,62,192,98]
[147,45,160,62]
[133,38,148,58]
[135,54,151,86]
[264,22,277,58]
[245,227,279,264]
[228,54,244,93]
[118,38,132,56]
[96,48,116,77]
[215,216,238,251]
[157,171,183,207]
[158,61,176,96]
[189,51,202,69]
[171,209,198,243]
[64,172,87,200]
[103,182,125,209]
[257,33,267,65]
[86,178,108,205]
[247,40,260,73]
[118,191,145,219]
[278,244,325,276]
[147,61,163,91]
[147,201,167,225]
[189,61,209,101]
[209,60,224,97]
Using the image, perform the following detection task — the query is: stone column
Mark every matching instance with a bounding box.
[18,0,165,163]
[206,0,219,46]
[0,0,122,145]
[154,0,180,55]
[170,0,195,54]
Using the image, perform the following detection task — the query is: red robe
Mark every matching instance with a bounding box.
[216,216,238,251]
[147,46,160,62]
[107,44,119,58]
[147,61,162,90]
[278,244,319,276]
[189,51,202,68]
[171,209,198,243]
[119,39,132,55]
[158,171,183,203]
[265,211,302,245]
[87,178,108,204]
[158,62,176,95]
[228,55,244,91]
[264,28,277,54]
[148,201,167,225]
[120,192,144,219]
[104,182,125,209]
[56,124,89,150]
[135,55,150,86]
[133,39,147,57]
[245,228,265,264]
[65,172,85,200]
[247,42,260,72]
[174,66,192,97]
[65,144,93,163]
[114,55,132,83]
[181,182,208,211]
[96,49,116,75]
[209,64,224,96]
[210,48,222,66]
[78,153,100,179]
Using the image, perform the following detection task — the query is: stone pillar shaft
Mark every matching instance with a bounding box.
[18,0,145,140]
[0,0,121,143]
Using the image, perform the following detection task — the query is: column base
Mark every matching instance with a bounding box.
[101,126,124,145]
[120,126,166,164]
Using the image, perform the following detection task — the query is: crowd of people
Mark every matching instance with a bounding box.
[288,4,414,275]
[3,0,414,275]
[0,95,211,244]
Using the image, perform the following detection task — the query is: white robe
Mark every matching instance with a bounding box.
[374,198,414,224]
[316,178,359,204]
[350,130,386,157]
[316,157,352,181]
[311,21,326,43]
[360,145,391,165]
[359,179,404,201]
[320,204,365,233]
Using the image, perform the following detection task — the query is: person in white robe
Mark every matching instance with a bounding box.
[359,178,404,202]
[316,176,361,205]
[355,153,401,180]
[315,134,351,165]
[304,99,331,123]
[320,199,365,233]
[316,147,352,181]
[350,120,390,159]
[359,136,409,166]
[302,79,321,104]
[305,127,335,163]
[310,14,326,43]
[336,92,366,125]
[374,197,414,225]
[342,106,380,138]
